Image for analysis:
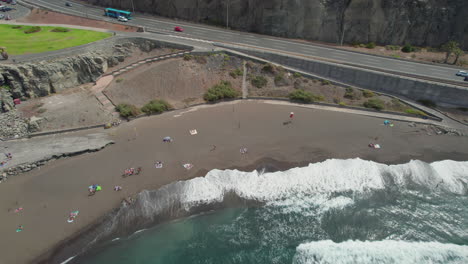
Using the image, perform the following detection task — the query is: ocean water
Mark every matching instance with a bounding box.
[72,159,468,264]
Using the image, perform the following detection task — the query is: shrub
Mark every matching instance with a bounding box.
[362,90,375,98]
[183,54,193,61]
[363,98,385,110]
[24,26,41,34]
[116,78,124,83]
[141,99,172,114]
[195,56,207,64]
[404,108,427,116]
[251,75,268,88]
[321,79,331,85]
[203,81,239,102]
[0,85,11,91]
[11,25,22,29]
[385,45,400,51]
[366,42,376,49]
[229,68,243,78]
[457,107,468,112]
[274,74,283,83]
[289,90,323,103]
[223,54,230,61]
[401,44,415,53]
[344,87,357,99]
[262,63,275,74]
[417,99,437,108]
[338,102,346,106]
[293,72,302,78]
[51,27,70,32]
[116,103,140,118]
[359,44,366,48]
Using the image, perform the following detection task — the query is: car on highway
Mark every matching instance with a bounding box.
[65,2,72,7]
[456,70,468,77]
[117,16,128,22]
[0,6,13,11]
[0,14,4,19]
[465,77,468,82]
[174,26,184,32]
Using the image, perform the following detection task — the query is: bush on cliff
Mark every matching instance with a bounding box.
[289,89,323,103]
[251,76,268,88]
[401,44,415,53]
[363,98,385,110]
[116,103,140,118]
[141,99,172,115]
[366,42,376,49]
[204,81,239,102]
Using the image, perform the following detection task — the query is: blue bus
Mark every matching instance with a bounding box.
[104,8,132,19]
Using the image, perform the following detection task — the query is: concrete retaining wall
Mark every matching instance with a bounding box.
[218,45,468,108]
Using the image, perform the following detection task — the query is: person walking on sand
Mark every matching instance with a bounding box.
[289,112,294,120]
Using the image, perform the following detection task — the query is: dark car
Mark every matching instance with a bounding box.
[465,77,468,82]
[65,2,72,7]
[1,7,12,11]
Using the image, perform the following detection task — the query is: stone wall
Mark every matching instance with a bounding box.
[88,0,468,48]
[222,46,468,108]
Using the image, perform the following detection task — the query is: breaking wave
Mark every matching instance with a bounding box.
[293,240,468,264]
[51,159,468,264]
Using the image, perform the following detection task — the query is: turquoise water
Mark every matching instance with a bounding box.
[72,160,468,264]
[78,191,468,264]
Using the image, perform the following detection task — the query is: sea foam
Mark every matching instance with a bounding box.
[179,159,468,209]
[293,240,468,264]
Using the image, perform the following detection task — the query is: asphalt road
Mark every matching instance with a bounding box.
[23,0,468,85]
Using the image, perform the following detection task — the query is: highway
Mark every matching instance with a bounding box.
[26,0,468,85]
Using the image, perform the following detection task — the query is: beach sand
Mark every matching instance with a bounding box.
[1,100,468,264]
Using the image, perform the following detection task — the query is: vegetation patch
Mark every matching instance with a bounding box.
[141,99,172,114]
[0,85,11,91]
[320,79,331,85]
[262,63,276,74]
[24,26,42,34]
[385,45,400,51]
[363,98,385,110]
[116,103,140,118]
[251,75,268,88]
[195,55,207,64]
[401,44,415,53]
[183,54,193,61]
[293,72,302,78]
[362,90,375,98]
[365,42,376,49]
[344,87,359,100]
[51,27,70,33]
[417,99,437,108]
[229,68,243,79]
[0,24,111,55]
[289,89,323,103]
[204,81,239,102]
[404,108,427,116]
[116,78,124,83]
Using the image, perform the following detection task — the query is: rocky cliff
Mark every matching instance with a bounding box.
[89,0,467,48]
[0,38,170,112]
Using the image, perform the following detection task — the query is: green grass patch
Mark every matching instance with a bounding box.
[204,81,239,102]
[0,24,111,55]
[404,108,427,116]
[141,99,172,115]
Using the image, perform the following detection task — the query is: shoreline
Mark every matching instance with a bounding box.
[1,101,468,264]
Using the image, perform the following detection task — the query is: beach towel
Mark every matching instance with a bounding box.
[96,186,102,191]
[67,211,79,223]
[14,207,23,213]
[183,163,193,170]
[189,129,198,135]
[240,147,248,154]
[374,144,381,149]
[16,226,23,232]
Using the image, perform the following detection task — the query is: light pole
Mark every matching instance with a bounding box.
[131,0,135,14]
[226,0,229,29]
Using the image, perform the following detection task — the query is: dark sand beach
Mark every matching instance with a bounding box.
[1,100,468,264]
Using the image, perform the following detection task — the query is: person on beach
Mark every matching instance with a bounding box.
[210,145,216,151]
[289,112,294,119]
[114,186,122,191]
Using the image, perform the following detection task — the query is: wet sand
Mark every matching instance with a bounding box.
[1,100,468,264]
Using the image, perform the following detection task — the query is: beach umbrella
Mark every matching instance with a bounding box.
[163,136,172,142]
